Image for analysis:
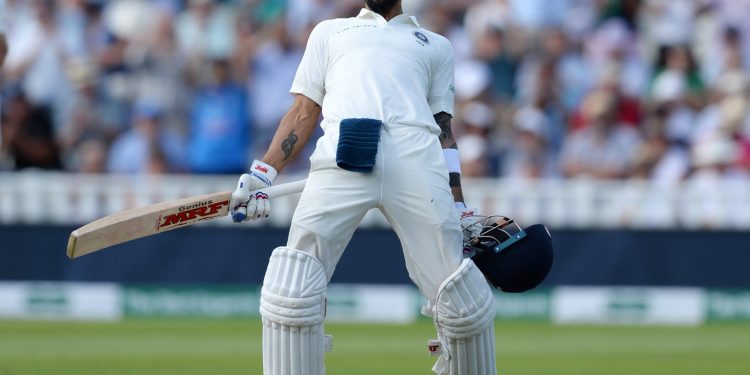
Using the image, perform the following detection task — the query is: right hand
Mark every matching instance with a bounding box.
[229,160,277,222]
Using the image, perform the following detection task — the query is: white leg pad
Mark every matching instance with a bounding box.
[433,259,497,375]
[260,247,328,375]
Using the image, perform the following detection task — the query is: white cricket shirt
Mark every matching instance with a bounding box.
[290,8,455,135]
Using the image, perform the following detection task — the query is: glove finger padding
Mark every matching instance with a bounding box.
[250,192,270,221]
[247,196,259,221]
[262,195,271,219]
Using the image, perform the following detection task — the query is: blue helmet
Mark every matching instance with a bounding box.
[464,216,553,293]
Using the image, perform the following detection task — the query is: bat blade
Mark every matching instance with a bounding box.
[67,191,232,258]
[67,179,306,258]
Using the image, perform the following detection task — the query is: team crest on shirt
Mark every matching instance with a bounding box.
[413,31,430,46]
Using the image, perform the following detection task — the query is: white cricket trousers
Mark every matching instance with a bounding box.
[287,124,464,302]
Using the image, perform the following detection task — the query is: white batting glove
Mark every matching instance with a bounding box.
[456,202,482,254]
[230,160,277,222]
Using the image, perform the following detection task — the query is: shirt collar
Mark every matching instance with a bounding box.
[356,8,421,27]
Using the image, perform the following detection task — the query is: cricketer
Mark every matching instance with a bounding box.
[230,1,498,374]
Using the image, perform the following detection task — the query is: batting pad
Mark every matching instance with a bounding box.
[260,247,328,375]
[433,259,497,375]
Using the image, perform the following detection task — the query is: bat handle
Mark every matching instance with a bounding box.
[263,179,307,199]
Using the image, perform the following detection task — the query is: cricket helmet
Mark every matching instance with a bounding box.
[464,216,553,293]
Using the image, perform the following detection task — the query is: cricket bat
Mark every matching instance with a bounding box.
[66,179,307,259]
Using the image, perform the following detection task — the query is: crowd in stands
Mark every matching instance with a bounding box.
[2,0,750,186]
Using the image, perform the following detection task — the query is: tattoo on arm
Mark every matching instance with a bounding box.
[281,130,299,161]
[435,112,457,149]
[449,172,461,188]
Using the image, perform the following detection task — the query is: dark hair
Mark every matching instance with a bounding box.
[654,44,699,73]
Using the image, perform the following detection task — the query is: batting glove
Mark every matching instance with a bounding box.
[230,160,277,222]
[456,202,482,255]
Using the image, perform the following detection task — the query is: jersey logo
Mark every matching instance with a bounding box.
[413,31,430,46]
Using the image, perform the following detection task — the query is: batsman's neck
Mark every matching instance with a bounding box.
[369,5,403,21]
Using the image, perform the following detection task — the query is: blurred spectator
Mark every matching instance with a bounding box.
[0,89,62,170]
[4,0,74,128]
[715,0,750,70]
[600,0,641,30]
[516,58,567,153]
[561,90,641,178]
[135,10,191,123]
[80,1,109,58]
[693,69,749,144]
[641,0,695,47]
[107,100,185,174]
[585,19,649,99]
[570,66,642,131]
[424,4,473,63]
[187,59,250,174]
[739,137,750,172]
[699,26,747,86]
[473,26,519,102]
[650,44,706,108]
[454,59,493,102]
[504,104,557,179]
[463,0,509,42]
[0,0,7,164]
[176,0,235,63]
[0,0,6,68]
[630,106,690,186]
[0,0,748,183]
[75,138,108,174]
[543,28,593,112]
[696,136,739,173]
[649,69,695,144]
[457,101,495,177]
[247,19,303,155]
[508,0,569,30]
[59,59,120,166]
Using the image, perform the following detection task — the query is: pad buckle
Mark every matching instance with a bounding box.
[427,339,442,356]
[325,335,333,352]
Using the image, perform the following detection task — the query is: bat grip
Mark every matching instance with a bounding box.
[262,179,307,199]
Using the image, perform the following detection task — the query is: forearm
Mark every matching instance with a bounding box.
[261,94,321,173]
[449,173,465,203]
[435,112,465,203]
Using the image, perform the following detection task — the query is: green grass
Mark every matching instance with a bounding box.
[0,320,749,374]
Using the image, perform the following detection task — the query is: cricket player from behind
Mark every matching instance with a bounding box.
[229,1,497,374]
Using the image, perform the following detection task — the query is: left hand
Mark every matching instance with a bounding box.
[456,202,482,248]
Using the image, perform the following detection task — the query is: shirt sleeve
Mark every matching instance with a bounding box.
[427,38,456,116]
[289,20,332,106]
